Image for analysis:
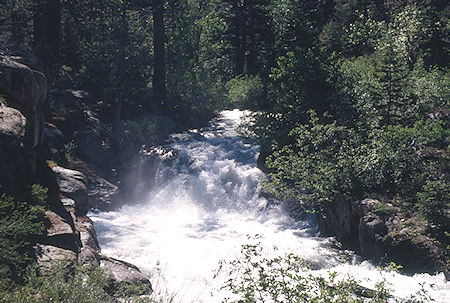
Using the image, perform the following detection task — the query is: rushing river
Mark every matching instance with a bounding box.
[89,110,448,302]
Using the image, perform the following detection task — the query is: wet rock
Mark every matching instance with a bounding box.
[318,198,359,247]
[52,166,89,215]
[320,197,447,277]
[86,173,120,210]
[358,213,388,259]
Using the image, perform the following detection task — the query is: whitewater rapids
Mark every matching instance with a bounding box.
[89,110,448,302]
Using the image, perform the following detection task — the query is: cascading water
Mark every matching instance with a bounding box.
[89,110,448,302]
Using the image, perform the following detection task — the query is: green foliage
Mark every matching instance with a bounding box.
[219,239,432,302]
[225,75,265,109]
[0,0,33,48]
[265,111,448,233]
[0,263,157,303]
[0,96,7,106]
[68,0,152,111]
[269,48,331,119]
[1,264,110,303]
[260,2,449,247]
[63,141,76,164]
[107,280,151,298]
[0,193,46,285]
[342,11,384,55]
[29,185,48,206]
[416,180,450,231]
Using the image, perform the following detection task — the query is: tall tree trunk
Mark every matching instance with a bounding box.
[33,0,61,65]
[111,1,128,166]
[152,0,167,110]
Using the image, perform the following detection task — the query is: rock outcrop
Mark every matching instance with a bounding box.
[52,165,89,215]
[0,38,46,153]
[0,40,151,297]
[0,104,26,142]
[319,198,448,277]
[44,122,65,160]
[100,257,152,290]
[86,173,120,210]
[0,104,30,200]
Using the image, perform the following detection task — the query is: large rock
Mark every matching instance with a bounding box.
[0,104,30,200]
[358,213,389,259]
[0,39,47,151]
[41,210,80,252]
[34,243,78,271]
[49,89,98,140]
[45,210,75,237]
[100,257,152,291]
[0,40,47,201]
[74,129,107,166]
[86,173,120,210]
[0,103,26,143]
[52,166,89,215]
[44,122,65,160]
[318,198,359,247]
[320,197,447,276]
[0,39,43,72]
[76,216,101,265]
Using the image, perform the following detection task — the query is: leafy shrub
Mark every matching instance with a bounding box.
[416,180,450,231]
[265,111,448,236]
[0,263,153,303]
[265,111,362,206]
[225,75,265,109]
[0,191,46,285]
[218,239,433,302]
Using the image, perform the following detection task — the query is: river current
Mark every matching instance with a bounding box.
[89,110,448,302]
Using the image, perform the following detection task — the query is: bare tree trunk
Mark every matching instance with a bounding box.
[152,0,167,111]
[111,1,128,166]
[33,0,61,65]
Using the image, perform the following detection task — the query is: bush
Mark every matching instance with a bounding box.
[417,180,450,231]
[0,263,153,303]
[0,190,46,285]
[264,111,362,206]
[265,112,448,216]
[218,239,433,302]
[225,75,265,109]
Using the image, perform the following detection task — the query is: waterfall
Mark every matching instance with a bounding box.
[89,110,448,302]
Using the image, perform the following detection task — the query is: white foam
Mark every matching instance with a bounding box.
[90,110,449,302]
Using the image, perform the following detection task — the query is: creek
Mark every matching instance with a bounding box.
[89,110,448,302]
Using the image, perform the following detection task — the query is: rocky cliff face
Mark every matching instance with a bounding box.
[0,40,151,296]
[319,198,449,279]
